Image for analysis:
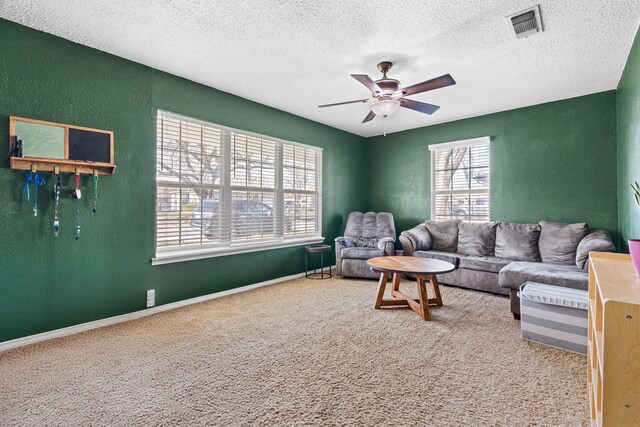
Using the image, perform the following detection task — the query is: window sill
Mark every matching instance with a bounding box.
[152,236,325,266]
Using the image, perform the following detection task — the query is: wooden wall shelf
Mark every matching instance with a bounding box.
[9,116,116,176]
[587,252,640,426]
[10,156,116,176]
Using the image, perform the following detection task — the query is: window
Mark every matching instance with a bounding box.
[154,111,322,264]
[429,137,490,222]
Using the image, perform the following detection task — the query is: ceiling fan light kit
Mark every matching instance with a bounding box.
[318,61,456,135]
[371,99,401,117]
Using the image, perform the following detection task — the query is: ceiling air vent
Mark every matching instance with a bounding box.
[506,5,543,39]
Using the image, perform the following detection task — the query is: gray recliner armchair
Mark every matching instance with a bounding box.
[335,211,396,279]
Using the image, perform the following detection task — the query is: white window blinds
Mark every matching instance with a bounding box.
[283,144,322,237]
[429,137,490,222]
[155,111,322,259]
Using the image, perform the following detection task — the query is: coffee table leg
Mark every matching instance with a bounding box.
[429,274,443,307]
[392,272,401,292]
[374,271,390,309]
[417,276,431,321]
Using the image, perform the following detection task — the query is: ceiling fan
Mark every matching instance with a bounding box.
[318,61,456,124]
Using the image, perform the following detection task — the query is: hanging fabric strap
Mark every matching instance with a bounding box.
[32,172,45,216]
[75,199,81,240]
[92,173,98,213]
[23,171,45,216]
[22,172,32,204]
[53,174,61,236]
[74,172,81,240]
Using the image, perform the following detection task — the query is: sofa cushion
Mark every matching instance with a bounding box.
[341,247,384,260]
[538,221,589,265]
[344,211,395,240]
[336,237,355,247]
[457,222,498,256]
[425,219,460,252]
[494,222,541,262]
[413,250,461,269]
[436,267,507,295]
[498,261,588,291]
[342,259,379,279]
[401,224,432,251]
[459,256,514,274]
[575,229,616,269]
[354,237,378,248]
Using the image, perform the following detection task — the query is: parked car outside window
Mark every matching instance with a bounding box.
[191,199,292,239]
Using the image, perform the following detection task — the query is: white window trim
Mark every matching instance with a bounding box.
[428,136,490,151]
[153,110,323,264]
[429,136,491,221]
[152,236,325,265]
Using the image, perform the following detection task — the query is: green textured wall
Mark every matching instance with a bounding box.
[617,27,640,251]
[0,19,365,342]
[365,92,619,239]
[0,17,628,345]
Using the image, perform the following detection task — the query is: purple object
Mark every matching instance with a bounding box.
[629,239,640,277]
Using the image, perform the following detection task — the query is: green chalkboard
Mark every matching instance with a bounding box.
[14,120,65,159]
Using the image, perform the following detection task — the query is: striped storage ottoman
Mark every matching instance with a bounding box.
[519,282,588,355]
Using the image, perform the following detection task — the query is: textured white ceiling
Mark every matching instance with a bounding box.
[1,1,639,137]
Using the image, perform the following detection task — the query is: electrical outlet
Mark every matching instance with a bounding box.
[146,289,155,308]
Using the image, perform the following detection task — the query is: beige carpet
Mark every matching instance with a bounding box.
[0,277,588,426]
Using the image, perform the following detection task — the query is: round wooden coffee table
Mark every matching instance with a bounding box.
[367,256,455,321]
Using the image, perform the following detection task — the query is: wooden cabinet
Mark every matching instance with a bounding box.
[587,252,640,426]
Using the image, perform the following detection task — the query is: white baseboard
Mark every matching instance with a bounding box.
[0,268,333,353]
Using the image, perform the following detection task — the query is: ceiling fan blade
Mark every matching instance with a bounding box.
[400,74,456,96]
[318,99,369,108]
[351,74,383,94]
[400,98,441,115]
[362,110,376,123]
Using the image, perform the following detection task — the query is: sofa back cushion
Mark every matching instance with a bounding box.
[575,229,615,269]
[424,219,460,252]
[341,247,385,260]
[457,222,498,256]
[538,221,589,265]
[344,211,396,240]
[494,222,541,261]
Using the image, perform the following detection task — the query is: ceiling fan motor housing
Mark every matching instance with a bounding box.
[375,78,400,95]
[375,61,399,94]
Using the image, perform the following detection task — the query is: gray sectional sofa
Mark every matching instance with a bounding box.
[399,220,615,319]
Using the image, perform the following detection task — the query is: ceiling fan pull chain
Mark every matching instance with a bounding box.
[383,116,387,137]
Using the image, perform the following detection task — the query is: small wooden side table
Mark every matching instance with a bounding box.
[305,245,332,279]
[367,256,455,320]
